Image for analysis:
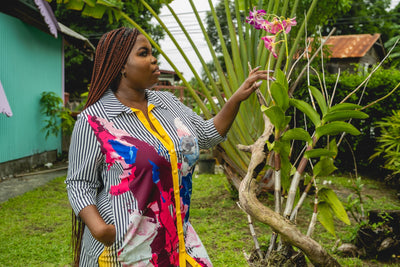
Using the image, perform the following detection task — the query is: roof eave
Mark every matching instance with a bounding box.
[0,0,95,56]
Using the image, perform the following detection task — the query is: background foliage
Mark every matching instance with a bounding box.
[371,110,400,177]
[294,67,400,174]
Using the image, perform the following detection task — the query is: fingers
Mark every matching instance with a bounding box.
[251,81,263,91]
[249,66,261,74]
[243,68,276,94]
[255,81,263,88]
[246,73,271,86]
[247,69,275,85]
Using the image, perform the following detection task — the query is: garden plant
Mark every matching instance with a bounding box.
[39,91,75,139]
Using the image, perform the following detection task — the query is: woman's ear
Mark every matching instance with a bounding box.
[121,66,127,78]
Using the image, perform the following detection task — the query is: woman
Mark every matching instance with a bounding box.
[66,27,271,267]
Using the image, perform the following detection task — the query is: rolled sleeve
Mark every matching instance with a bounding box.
[66,114,103,216]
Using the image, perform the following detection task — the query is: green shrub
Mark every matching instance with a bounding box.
[40,91,75,139]
[295,67,400,174]
[370,110,400,175]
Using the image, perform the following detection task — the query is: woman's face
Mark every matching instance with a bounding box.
[120,34,160,91]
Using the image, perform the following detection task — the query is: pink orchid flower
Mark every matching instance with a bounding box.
[261,35,278,58]
[282,17,297,33]
[264,17,283,35]
[246,7,266,30]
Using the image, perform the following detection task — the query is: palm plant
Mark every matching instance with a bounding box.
[49,0,333,182]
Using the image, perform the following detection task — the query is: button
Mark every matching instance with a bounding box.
[174,189,179,194]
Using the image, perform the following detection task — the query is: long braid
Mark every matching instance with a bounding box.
[72,27,139,266]
[84,27,139,109]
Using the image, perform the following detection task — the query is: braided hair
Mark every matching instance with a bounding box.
[84,27,140,109]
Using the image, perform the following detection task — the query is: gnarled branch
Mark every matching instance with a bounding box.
[237,92,341,266]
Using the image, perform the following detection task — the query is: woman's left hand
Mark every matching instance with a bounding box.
[213,67,273,137]
[231,66,272,103]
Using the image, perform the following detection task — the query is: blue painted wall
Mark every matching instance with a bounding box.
[0,12,63,163]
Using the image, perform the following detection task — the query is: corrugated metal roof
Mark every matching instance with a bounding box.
[34,0,59,38]
[321,33,381,58]
[160,69,181,81]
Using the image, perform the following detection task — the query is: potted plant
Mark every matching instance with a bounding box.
[198,149,216,174]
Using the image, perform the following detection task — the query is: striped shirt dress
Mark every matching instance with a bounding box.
[66,89,225,267]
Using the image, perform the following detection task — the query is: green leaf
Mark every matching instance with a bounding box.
[112,8,122,22]
[322,110,369,123]
[237,0,246,10]
[289,99,321,127]
[303,173,312,185]
[281,128,313,145]
[315,121,361,139]
[270,82,289,111]
[327,138,338,157]
[261,105,289,130]
[97,0,123,8]
[304,148,336,159]
[275,69,289,92]
[318,201,336,236]
[313,157,337,177]
[273,140,291,158]
[82,4,107,18]
[309,86,328,115]
[319,187,351,225]
[65,0,85,10]
[83,0,96,7]
[328,103,361,113]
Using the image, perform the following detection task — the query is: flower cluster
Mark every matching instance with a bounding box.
[246,7,297,58]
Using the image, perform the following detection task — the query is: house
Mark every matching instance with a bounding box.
[157,69,180,86]
[152,69,187,102]
[317,33,385,73]
[0,0,94,178]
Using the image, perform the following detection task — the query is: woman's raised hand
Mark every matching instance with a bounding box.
[231,66,273,103]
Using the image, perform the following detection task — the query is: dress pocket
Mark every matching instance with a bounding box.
[118,211,159,265]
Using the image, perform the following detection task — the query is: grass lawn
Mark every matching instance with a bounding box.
[0,172,399,266]
[0,177,71,266]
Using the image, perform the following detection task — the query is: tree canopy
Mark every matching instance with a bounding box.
[321,0,394,41]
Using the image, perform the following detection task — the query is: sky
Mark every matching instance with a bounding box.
[391,0,400,8]
[155,0,218,81]
[156,0,400,81]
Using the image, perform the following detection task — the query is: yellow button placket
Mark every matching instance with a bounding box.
[131,105,196,267]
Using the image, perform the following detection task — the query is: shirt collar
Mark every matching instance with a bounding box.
[100,89,168,119]
[146,89,168,110]
[100,89,132,119]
